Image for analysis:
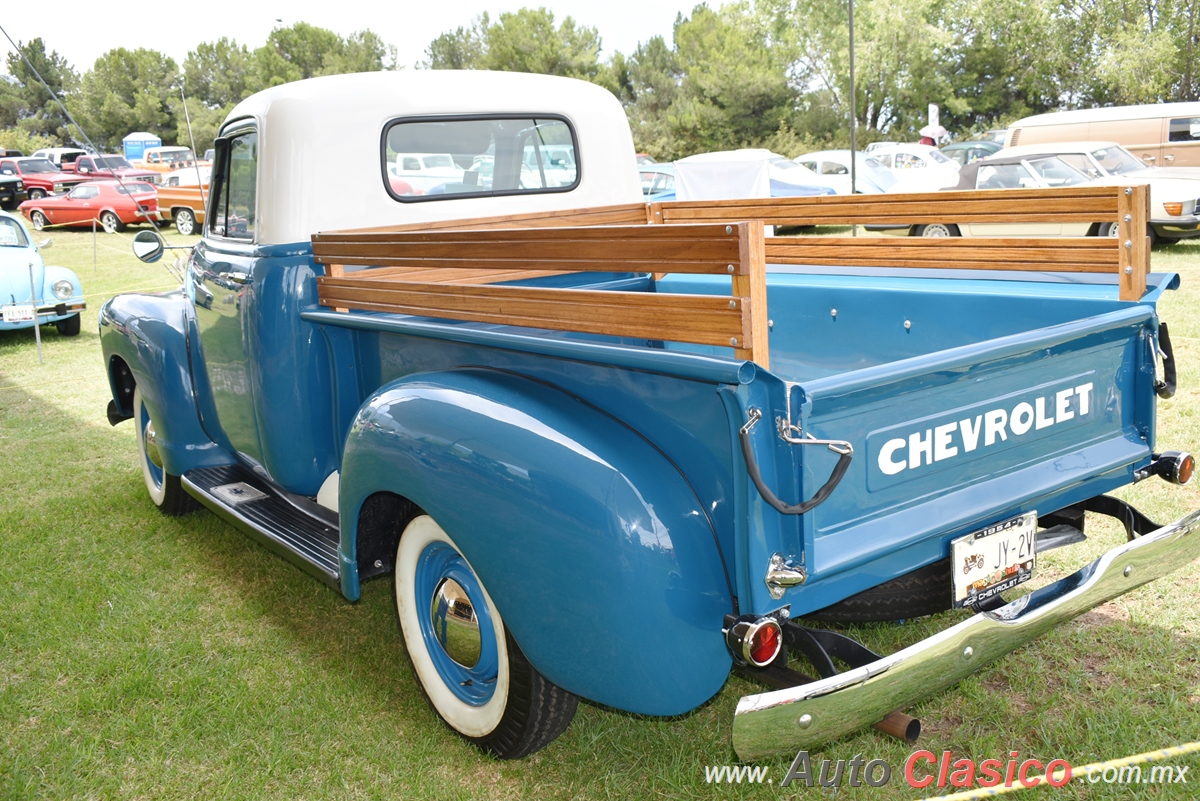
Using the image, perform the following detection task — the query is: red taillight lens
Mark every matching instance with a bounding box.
[747,620,782,666]
[725,615,785,667]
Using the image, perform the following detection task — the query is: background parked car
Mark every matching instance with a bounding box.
[0,170,25,210]
[62,154,159,184]
[30,147,87,169]
[136,146,197,173]
[1005,101,1200,166]
[940,140,1002,165]
[0,156,88,199]
[0,210,85,336]
[870,143,962,192]
[674,149,836,200]
[792,149,898,193]
[156,180,208,235]
[904,153,1095,236]
[867,150,1175,239]
[639,163,675,199]
[19,180,162,233]
[1000,141,1200,242]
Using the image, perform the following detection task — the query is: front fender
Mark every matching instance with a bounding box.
[100,290,233,475]
[339,368,733,716]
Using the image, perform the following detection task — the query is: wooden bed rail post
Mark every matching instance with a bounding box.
[731,221,769,369]
[1117,184,1150,302]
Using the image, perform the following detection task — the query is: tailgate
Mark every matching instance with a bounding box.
[786,305,1159,609]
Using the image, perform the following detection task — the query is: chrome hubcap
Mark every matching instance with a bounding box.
[143,419,163,470]
[429,577,481,668]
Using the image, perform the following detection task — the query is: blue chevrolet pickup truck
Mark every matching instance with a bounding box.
[101,71,1200,760]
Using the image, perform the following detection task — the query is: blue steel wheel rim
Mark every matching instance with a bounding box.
[138,398,164,492]
[415,541,500,705]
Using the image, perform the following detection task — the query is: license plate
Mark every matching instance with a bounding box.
[952,511,1037,608]
[2,304,35,323]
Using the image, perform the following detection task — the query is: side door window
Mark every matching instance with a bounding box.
[208,129,258,240]
[1165,116,1200,166]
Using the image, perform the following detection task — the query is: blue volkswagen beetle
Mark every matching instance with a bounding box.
[0,210,86,336]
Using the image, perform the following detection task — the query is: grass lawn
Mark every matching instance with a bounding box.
[2,227,1199,800]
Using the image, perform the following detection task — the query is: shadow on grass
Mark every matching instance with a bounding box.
[4,371,1200,799]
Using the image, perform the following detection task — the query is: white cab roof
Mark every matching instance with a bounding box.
[222,70,641,245]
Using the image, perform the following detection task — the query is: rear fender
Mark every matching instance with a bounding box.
[339,368,733,715]
[99,290,233,475]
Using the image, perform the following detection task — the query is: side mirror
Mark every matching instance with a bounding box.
[37,238,51,250]
[132,229,165,263]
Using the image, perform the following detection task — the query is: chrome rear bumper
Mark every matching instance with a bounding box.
[732,508,1200,760]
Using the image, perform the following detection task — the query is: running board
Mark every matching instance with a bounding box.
[182,465,341,589]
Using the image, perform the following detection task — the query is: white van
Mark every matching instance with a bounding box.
[31,147,88,168]
[1006,102,1200,167]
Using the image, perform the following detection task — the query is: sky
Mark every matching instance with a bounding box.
[0,1,698,77]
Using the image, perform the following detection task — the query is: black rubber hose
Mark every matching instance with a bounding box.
[739,426,853,515]
[1155,321,1176,399]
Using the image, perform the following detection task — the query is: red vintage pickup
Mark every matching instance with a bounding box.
[63,154,159,184]
[0,156,88,199]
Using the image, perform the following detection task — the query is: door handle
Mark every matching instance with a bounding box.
[1165,154,1176,162]
[220,270,250,285]
[1144,155,1156,162]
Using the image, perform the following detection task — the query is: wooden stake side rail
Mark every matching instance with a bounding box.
[651,185,1133,225]
[316,221,770,366]
[654,184,1151,301]
[312,186,1152,369]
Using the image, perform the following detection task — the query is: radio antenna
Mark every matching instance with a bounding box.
[178,80,208,205]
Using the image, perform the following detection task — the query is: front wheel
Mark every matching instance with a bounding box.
[393,515,577,758]
[1098,221,1160,246]
[55,313,80,336]
[30,210,47,231]
[913,223,960,237]
[133,387,199,516]
[99,211,123,234]
[28,188,46,200]
[175,208,196,236]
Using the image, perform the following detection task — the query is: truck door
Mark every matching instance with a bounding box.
[191,126,265,464]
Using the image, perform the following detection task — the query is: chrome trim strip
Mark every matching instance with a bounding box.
[34,301,86,314]
[732,508,1200,760]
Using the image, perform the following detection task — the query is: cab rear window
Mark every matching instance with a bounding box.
[382,115,579,202]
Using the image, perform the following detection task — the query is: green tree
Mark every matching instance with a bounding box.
[423,8,603,78]
[183,38,251,109]
[669,3,798,152]
[250,23,394,89]
[170,98,226,158]
[74,48,179,151]
[424,20,487,69]
[319,30,398,74]
[2,38,80,142]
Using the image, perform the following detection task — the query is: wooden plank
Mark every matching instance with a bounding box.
[323,264,347,311]
[341,266,569,284]
[312,223,746,275]
[656,187,1124,227]
[732,221,768,368]
[765,237,1120,273]
[317,279,752,348]
[1116,184,1150,301]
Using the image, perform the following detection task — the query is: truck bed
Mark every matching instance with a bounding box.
[304,185,1168,615]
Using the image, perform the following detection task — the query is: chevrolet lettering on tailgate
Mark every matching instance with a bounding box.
[876,382,1095,477]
